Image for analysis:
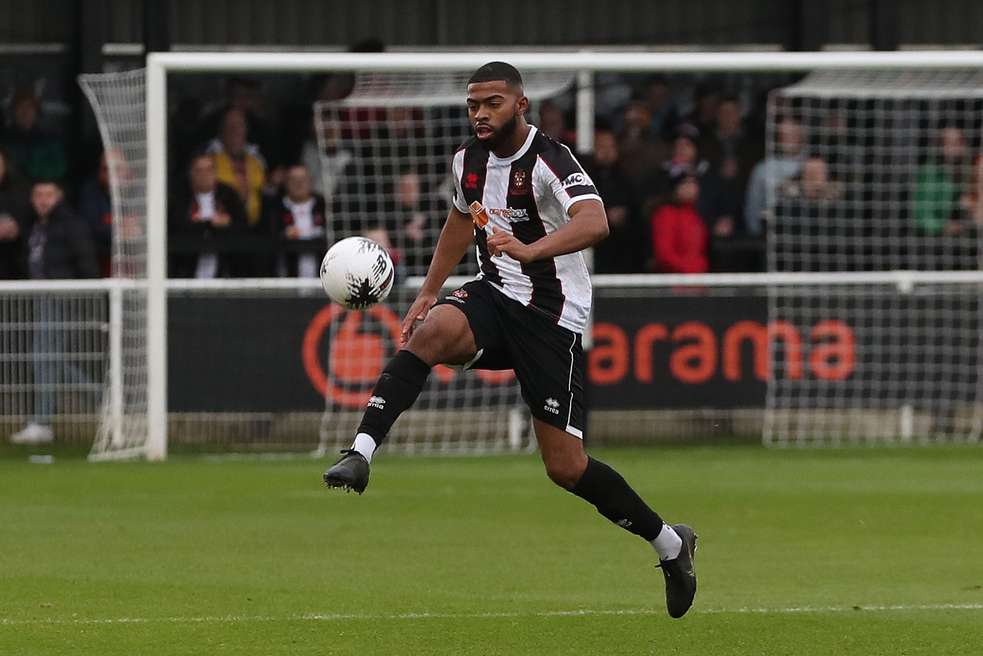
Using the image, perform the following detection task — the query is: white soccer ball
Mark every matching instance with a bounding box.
[319,237,395,309]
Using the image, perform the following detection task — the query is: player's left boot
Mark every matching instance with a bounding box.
[323,449,370,494]
[656,523,698,618]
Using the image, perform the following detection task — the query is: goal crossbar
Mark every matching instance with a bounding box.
[149,50,983,73]
[15,270,983,298]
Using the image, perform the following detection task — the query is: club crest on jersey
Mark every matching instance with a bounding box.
[468,201,489,228]
[509,168,530,195]
[464,172,480,190]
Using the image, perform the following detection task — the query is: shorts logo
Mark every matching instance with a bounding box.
[445,288,468,304]
[367,395,386,410]
[509,168,529,195]
[468,201,489,228]
[561,172,587,189]
[544,397,561,415]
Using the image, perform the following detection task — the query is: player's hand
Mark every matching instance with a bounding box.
[400,292,437,345]
[212,212,231,228]
[486,227,539,264]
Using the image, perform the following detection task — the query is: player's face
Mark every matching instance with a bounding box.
[466,81,527,148]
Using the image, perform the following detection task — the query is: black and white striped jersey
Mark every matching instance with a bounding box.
[451,125,601,334]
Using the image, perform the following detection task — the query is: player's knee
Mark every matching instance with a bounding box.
[406,323,445,365]
[407,309,473,365]
[407,323,456,365]
[544,453,588,489]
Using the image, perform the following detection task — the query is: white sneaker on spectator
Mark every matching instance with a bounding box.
[10,423,54,445]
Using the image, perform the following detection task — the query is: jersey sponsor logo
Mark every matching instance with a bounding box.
[367,395,386,410]
[468,201,489,228]
[509,168,530,196]
[487,207,530,222]
[544,397,561,415]
[560,172,588,189]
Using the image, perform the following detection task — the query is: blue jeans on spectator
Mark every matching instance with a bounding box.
[31,297,93,425]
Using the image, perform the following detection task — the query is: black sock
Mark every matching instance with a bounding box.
[569,457,665,541]
[356,350,431,446]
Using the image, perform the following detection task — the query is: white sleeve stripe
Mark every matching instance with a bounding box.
[535,154,560,183]
[560,145,594,197]
[562,194,602,213]
[451,149,469,213]
[536,155,575,199]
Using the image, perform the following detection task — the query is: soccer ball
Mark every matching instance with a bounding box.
[319,237,395,310]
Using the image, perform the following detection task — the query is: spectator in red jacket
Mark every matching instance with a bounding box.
[650,172,709,273]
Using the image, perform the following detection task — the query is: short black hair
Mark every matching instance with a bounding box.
[468,61,523,89]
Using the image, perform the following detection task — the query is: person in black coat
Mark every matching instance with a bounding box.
[9,180,99,445]
[23,180,99,280]
[269,163,328,278]
[0,148,30,279]
[585,128,644,273]
[169,153,248,278]
[78,151,113,276]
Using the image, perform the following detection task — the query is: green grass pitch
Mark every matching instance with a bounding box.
[1,445,982,655]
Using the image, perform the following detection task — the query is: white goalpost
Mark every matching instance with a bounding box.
[7,49,983,459]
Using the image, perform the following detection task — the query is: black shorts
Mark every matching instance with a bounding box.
[434,280,586,439]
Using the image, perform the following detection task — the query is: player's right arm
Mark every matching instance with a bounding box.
[400,206,474,344]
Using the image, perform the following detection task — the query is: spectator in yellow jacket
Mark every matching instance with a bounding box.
[207,108,266,227]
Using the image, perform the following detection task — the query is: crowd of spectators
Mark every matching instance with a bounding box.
[4,70,983,283]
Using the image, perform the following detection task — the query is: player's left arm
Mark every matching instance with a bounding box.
[486,199,608,263]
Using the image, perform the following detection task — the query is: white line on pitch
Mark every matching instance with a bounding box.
[1,603,981,627]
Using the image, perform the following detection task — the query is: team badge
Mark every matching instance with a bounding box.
[509,168,529,195]
[468,201,489,228]
[452,289,468,300]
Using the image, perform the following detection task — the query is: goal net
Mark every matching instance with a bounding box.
[764,70,983,445]
[76,65,574,458]
[78,70,151,460]
[311,70,573,455]
[42,53,983,459]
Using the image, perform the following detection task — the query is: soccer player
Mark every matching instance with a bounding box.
[324,62,697,618]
